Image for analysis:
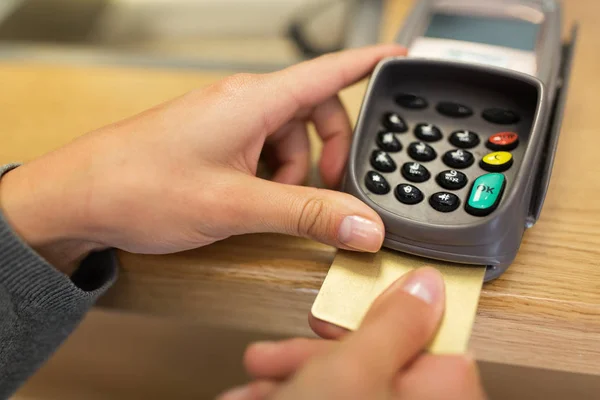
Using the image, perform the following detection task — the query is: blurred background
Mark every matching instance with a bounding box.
[0,0,384,72]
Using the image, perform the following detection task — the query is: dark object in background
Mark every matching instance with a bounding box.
[0,0,108,43]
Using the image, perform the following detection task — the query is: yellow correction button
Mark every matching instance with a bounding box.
[480,151,513,172]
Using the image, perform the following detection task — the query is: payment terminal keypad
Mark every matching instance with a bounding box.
[340,51,570,279]
[357,77,534,223]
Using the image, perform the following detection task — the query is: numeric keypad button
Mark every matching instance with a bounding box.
[395,184,424,205]
[408,142,437,162]
[443,149,474,169]
[449,130,480,149]
[429,192,460,213]
[382,112,408,132]
[401,162,430,183]
[395,93,428,109]
[365,171,390,195]
[436,170,468,190]
[376,131,402,152]
[414,124,442,142]
[370,150,397,173]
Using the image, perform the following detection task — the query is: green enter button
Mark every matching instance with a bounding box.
[466,173,506,216]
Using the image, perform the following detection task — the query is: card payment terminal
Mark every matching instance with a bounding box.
[343,0,578,280]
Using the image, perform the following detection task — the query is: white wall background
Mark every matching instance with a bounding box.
[95,0,348,40]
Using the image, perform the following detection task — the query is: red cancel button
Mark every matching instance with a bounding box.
[487,132,519,151]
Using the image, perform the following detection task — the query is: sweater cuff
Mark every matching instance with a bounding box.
[0,163,118,312]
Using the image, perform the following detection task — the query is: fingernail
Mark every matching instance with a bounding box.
[401,268,444,305]
[219,385,250,400]
[338,216,383,252]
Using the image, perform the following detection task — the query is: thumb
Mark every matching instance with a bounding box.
[338,267,446,383]
[234,175,384,252]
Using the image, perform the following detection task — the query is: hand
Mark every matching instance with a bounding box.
[0,45,406,274]
[219,268,488,400]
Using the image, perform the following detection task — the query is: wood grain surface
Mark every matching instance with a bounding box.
[1,1,599,396]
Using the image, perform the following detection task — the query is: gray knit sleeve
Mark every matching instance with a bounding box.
[0,164,118,398]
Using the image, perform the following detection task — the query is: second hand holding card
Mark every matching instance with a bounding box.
[312,249,485,354]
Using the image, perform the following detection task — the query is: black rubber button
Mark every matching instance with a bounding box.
[408,142,437,162]
[449,130,480,149]
[365,171,390,195]
[436,170,468,190]
[414,123,442,142]
[482,108,520,125]
[382,112,408,132]
[443,149,474,169]
[401,162,430,183]
[429,192,460,212]
[376,131,402,152]
[395,184,424,205]
[395,93,428,110]
[436,102,473,118]
[370,150,397,173]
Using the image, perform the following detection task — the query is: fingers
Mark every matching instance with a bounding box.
[244,339,334,380]
[261,44,406,134]
[275,44,407,109]
[337,268,446,382]
[217,380,278,400]
[267,95,354,188]
[395,355,488,400]
[308,312,350,340]
[266,121,311,185]
[311,96,353,188]
[230,174,384,252]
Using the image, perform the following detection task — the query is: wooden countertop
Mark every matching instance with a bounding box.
[1,0,599,385]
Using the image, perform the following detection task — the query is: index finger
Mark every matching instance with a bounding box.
[262,44,407,133]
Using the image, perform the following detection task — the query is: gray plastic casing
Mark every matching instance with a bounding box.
[396,0,575,227]
[395,0,564,101]
[343,15,578,281]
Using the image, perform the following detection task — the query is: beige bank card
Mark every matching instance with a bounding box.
[312,249,485,354]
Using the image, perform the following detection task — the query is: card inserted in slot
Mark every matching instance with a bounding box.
[311,249,485,354]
